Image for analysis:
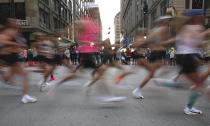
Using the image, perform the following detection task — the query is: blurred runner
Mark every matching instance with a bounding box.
[152,10,210,115]
[115,16,173,99]
[33,34,57,91]
[0,17,37,103]
[46,2,101,94]
[174,10,210,115]
[46,2,126,103]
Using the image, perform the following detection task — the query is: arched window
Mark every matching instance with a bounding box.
[185,0,205,9]
[192,0,203,9]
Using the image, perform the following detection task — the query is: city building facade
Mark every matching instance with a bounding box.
[114,12,121,44]
[147,0,210,29]
[0,0,75,45]
[0,0,101,46]
[121,0,147,44]
[120,0,210,46]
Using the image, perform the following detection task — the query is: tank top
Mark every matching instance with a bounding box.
[76,17,101,53]
[176,25,204,55]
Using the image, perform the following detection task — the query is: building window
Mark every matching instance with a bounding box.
[61,8,67,20]
[53,0,59,14]
[61,6,64,18]
[53,17,59,31]
[0,3,11,18]
[15,3,26,20]
[0,3,25,19]
[40,0,49,5]
[68,0,72,9]
[69,14,72,24]
[186,0,205,9]
[39,9,47,28]
[192,0,203,9]
[161,0,168,15]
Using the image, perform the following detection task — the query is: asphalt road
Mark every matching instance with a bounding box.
[0,65,210,126]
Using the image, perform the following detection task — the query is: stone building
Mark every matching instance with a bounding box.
[147,0,210,29]
[0,0,74,45]
[120,0,210,45]
[0,0,91,45]
[120,0,147,43]
[114,12,121,43]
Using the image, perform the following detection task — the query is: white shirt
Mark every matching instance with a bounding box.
[176,25,204,55]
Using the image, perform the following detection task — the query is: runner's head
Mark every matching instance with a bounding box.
[155,15,173,26]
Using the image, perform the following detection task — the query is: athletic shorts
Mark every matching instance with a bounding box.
[79,53,97,68]
[0,53,19,66]
[33,56,38,62]
[176,54,200,74]
[102,53,113,64]
[37,55,54,64]
[148,51,166,63]
[135,55,145,59]
[53,54,63,65]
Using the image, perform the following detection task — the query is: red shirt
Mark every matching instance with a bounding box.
[126,50,131,57]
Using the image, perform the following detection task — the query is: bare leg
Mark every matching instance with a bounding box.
[2,67,15,84]
[89,62,124,87]
[185,72,203,91]
[10,63,29,94]
[138,63,162,88]
[114,59,149,84]
[173,72,182,81]
[57,72,76,86]
[87,65,108,87]
[43,64,56,82]
[200,66,210,83]
[115,71,135,84]
[53,61,83,86]
[62,59,73,70]
[139,70,155,88]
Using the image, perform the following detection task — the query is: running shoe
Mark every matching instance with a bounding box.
[41,82,50,92]
[50,77,56,81]
[83,81,91,87]
[38,81,50,92]
[46,81,58,96]
[132,88,144,99]
[99,96,127,103]
[184,106,202,115]
[21,94,37,104]
[38,80,44,92]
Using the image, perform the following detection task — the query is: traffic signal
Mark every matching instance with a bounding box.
[143,1,148,14]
